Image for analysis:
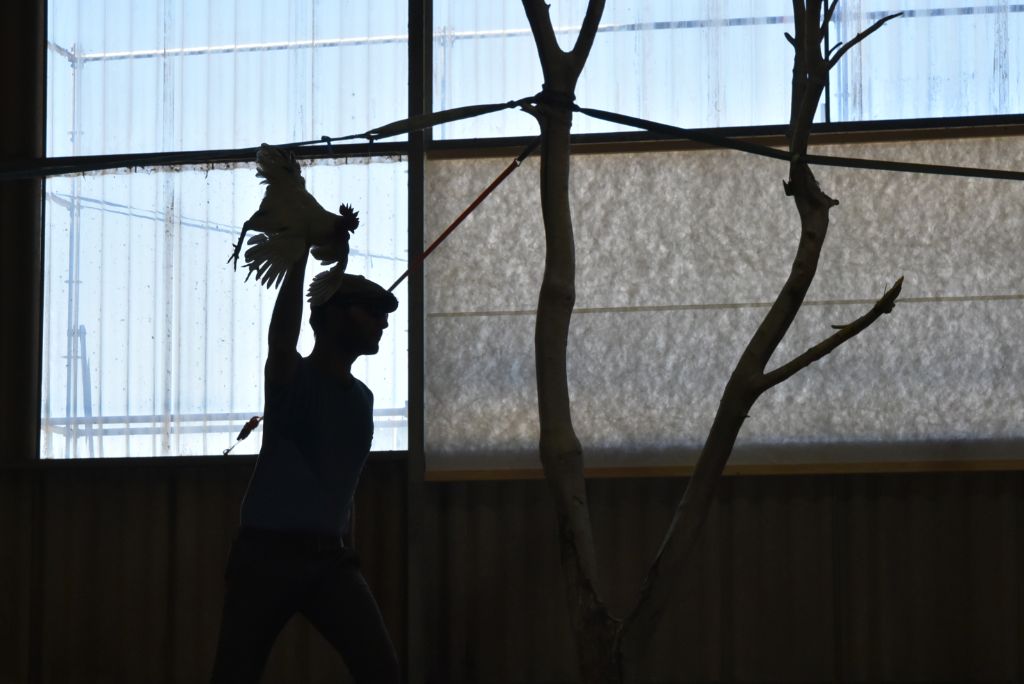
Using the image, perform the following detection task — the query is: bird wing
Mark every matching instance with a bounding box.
[307,262,346,306]
[242,144,327,236]
[229,144,312,268]
[233,144,344,277]
[243,231,307,289]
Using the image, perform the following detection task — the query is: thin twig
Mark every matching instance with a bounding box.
[756,276,903,392]
[822,0,841,36]
[571,0,607,67]
[829,12,902,68]
[522,0,562,67]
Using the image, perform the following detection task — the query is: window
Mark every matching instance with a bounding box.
[424,1,1024,473]
[432,1,1022,139]
[43,1,1024,468]
[43,0,408,458]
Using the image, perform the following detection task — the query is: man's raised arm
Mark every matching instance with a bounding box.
[265,250,309,385]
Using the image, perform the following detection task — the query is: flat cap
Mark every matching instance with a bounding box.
[316,274,399,313]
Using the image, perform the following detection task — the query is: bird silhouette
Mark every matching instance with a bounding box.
[229,143,359,302]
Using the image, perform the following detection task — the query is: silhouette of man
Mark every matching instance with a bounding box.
[211,248,400,684]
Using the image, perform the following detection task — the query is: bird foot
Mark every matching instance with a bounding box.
[227,232,247,270]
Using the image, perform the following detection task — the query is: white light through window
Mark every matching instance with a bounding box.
[43,0,409,458]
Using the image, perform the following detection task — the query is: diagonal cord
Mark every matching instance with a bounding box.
[0,99,535,181]
[387,137,542,293]
[577,106,1024,182]
[8,99,1024,183]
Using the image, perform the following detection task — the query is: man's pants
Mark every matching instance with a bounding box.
[210,529,400,684]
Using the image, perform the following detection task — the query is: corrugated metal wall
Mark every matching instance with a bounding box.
[3,466,1022,683]
[0,458,405,684]
[421,472,1024,683]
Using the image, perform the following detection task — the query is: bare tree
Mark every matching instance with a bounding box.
[520,2,620,682]
[523,1,902,682]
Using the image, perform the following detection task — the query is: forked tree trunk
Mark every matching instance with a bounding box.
[523,2,901,682]
[618,6,902,679]
[522,2,623,682]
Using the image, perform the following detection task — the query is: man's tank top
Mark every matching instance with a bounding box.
[240,354,374,536]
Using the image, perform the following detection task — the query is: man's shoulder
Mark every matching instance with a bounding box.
[353,377,374,404]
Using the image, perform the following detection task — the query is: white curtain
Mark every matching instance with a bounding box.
[424,136,1024,472]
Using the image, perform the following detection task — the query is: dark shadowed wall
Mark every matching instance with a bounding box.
[421,471,1024,684]
[0,457,407,684]
[3,464,1022,684]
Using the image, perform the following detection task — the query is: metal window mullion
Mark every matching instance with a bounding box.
[405,0,430,681]
[64,40,85,460]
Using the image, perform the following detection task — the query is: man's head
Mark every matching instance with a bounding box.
[309,275,399,357]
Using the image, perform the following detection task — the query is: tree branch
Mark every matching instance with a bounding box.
[620,7,901,669]
[822,0,840,36]
[792,0,806,31]
[570,0,606,71]
[788,1,826,152]
[521,2,619,681]
[757,276,903,393]
[828,12,902,68]
[522,0,562,76]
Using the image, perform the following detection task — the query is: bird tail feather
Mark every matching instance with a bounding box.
[307,264,345,306]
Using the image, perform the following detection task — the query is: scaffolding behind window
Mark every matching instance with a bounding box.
[43,0,409,458]
[432,1,1022,139]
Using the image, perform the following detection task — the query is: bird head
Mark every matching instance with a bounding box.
[337,204,360,234]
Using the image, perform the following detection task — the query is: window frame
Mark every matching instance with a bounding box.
[25,0,1024,475]
[37,0,416,461]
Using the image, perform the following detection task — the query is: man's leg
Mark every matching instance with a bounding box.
[210,539,297,684]
[300,551,401,684]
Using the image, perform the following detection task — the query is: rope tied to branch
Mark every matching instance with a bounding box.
[535,87,577,110]
[530,87,577,124]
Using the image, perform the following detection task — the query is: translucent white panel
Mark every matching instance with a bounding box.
[424,136,1024,470]
[830,1,1023,121]
[46,0,407,156]
[433,2,1021,139]
[42,158,408,458]
[433,1,797,138]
